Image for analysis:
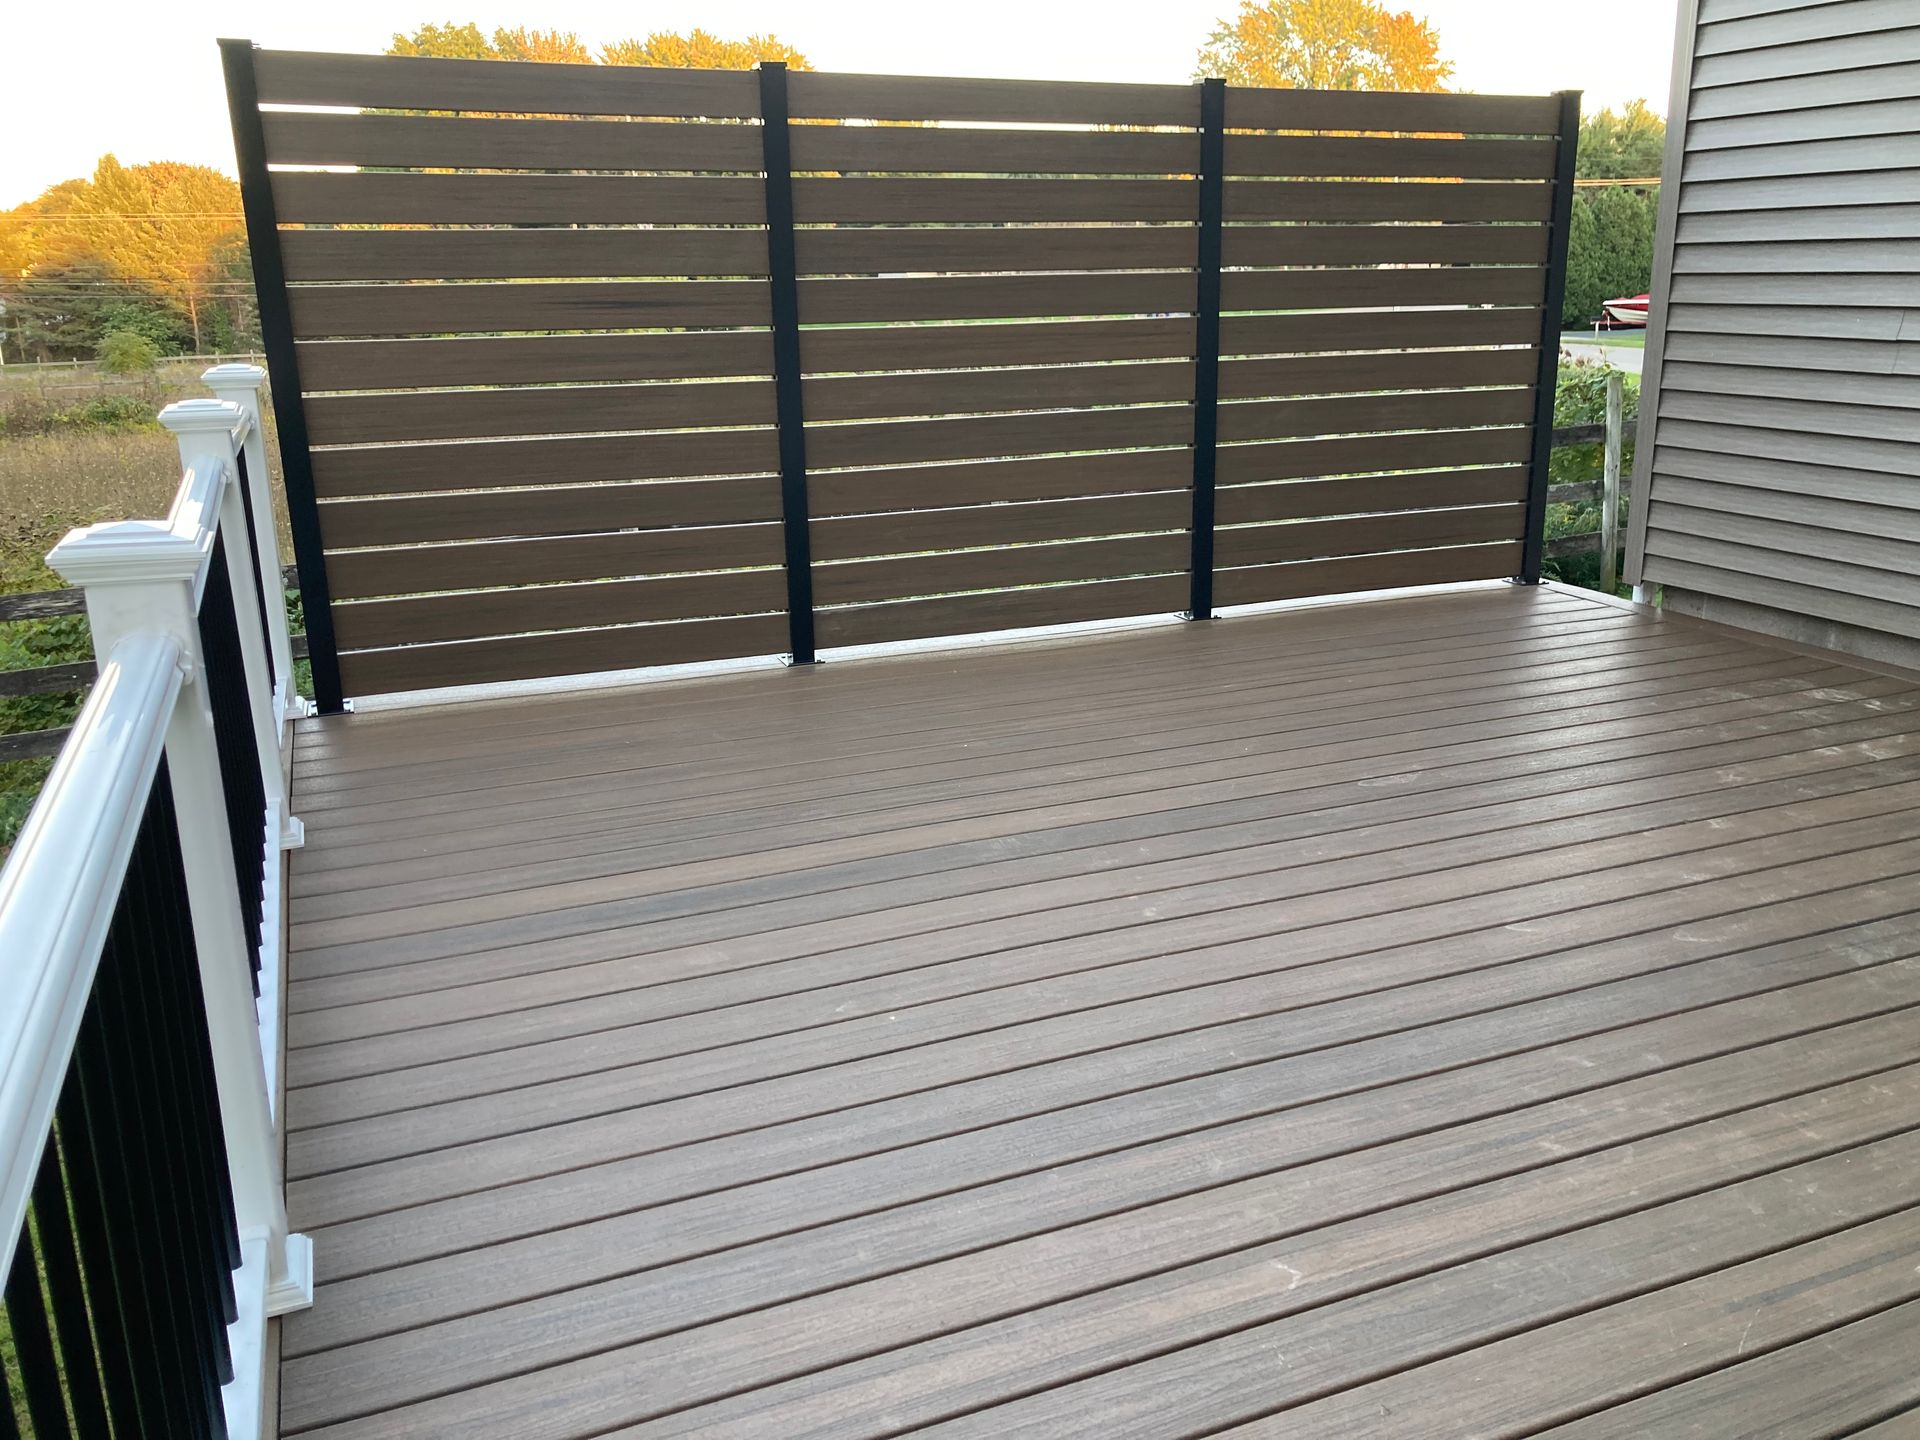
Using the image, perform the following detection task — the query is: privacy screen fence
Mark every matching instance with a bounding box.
[221,43,1578,711]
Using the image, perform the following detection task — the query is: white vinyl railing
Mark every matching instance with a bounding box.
[0,372,311,1440]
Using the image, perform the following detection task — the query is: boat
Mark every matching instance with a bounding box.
[1601,292,1650,327]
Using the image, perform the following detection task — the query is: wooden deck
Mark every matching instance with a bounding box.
[275,583,1920,1438]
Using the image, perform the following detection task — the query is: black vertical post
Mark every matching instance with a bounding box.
[758,61,817,665]
[1520,89,1583,584]
[219,37,345,712]
[1188,78,1227,621]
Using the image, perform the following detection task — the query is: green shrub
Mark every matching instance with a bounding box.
[1543,361,1638,591]
[97,328,164,374]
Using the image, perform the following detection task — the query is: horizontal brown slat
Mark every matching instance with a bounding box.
[814,532,1187,606]
[280,229,769,283]
[817,573,1188,648]
[333,569,788,649]
[1220,307,1540,356]
[271,173,766,226]
[1217,467,1530,524]
[803,317,1195,373]
[794,177,1197,224]
[1216,504,1524,568]
[318,477,782,548]
[812,491,1189,562]
[289,281,770,339]
[808,450,1192,517]
[305,379,775,445]
[797,226,1197,275]
[1545,530,1602,558]
[260,112,764,172]
[807,360,1193,422]
[1222,224,1549,268]
[295,332,773,391]
[326,523,784,599]
[251,49,760,118]
[1226,180,1552,223]
[1220,388,1535,443]
[1216,540,1523,605]
[1219,427,1533,485]
[786,72,1197,127]
[1224,89,1562,136]
[338,611,786,695]
[1225,541,1527,608]
[0,728,71,761]
[801,272,1196,326]
[1226,135,1557,180]
[310,429,777,498]
[0,660,94,698]
[1222,349,1540,400]
[1223,266,1546,311]
[790,124,1197,175]
[807,405,1191,470]
[0,588,85,621]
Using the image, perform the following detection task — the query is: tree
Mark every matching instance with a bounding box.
[1577,100,1666,180]
[388,22,810,69]
[97,329,164,374]
[1196,0,1451,90]
[1560,101,1666,325]
[600,31,810,69]
[2,156,246,355]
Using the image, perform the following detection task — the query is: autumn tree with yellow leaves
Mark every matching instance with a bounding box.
[2,157,253,361]
[1196,0,1452,90]
[387,22,810,70]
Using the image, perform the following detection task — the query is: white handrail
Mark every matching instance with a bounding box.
[0,633,184,1280]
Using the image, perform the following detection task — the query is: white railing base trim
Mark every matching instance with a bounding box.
[281,811,306,850]
[267,1230,315,1315]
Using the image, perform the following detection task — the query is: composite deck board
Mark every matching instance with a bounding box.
[279,584,1920,1438]
[281,769,1920,1131]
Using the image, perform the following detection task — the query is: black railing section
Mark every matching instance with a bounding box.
[2,764,241,1440]
[229,449,273,679]
[197,534,266,986]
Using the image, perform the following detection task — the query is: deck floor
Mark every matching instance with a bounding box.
[277,583,1920,1438]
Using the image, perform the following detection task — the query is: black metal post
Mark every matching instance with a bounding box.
[1519,89,1583,584]
[1188,78,1227,621]
[219,37,345,712]
[758,61,817,665]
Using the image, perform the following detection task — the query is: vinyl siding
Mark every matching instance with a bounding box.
[1628,0,1920,662]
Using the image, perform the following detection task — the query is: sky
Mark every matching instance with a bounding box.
[3,0,1681,206]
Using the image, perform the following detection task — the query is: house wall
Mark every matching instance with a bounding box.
[1625,0,1920,670]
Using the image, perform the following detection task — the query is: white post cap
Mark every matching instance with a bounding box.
[202,362,268,391]
[48,521,203,588]
[158,398,245,436]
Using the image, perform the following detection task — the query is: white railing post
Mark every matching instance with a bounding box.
[48,454,314,1335]
[201,363,306,731]
[155,401,301,1134]
[160,400,297,837]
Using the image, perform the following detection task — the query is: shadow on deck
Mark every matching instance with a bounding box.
[274,583,1920,1438]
